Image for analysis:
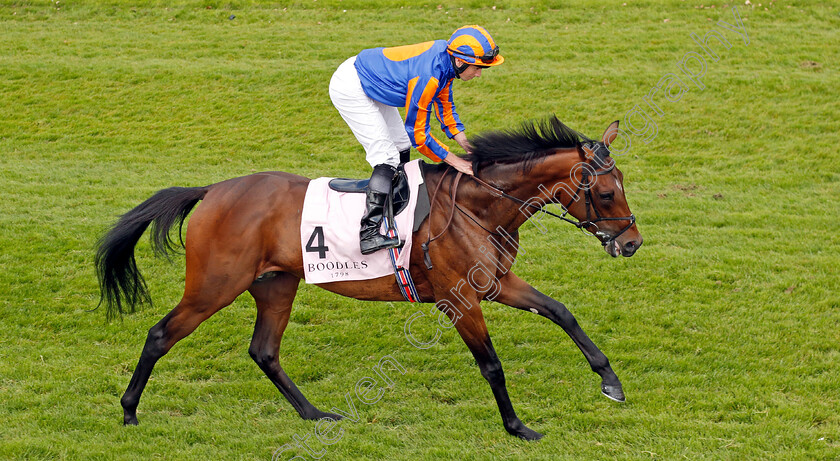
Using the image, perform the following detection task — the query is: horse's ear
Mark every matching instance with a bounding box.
[602,120,620,147]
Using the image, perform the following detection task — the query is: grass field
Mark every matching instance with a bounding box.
[1,1,838,459]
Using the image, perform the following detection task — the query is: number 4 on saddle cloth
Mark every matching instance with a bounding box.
[299,160,430,301]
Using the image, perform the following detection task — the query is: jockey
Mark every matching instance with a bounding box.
[329,25,504,255]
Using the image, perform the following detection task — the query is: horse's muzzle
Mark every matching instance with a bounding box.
[604,237,642,258]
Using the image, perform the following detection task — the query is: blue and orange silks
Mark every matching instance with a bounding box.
[354,40,464,162]
[447,25,504,66]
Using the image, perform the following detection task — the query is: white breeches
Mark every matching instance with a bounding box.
[329,56,411,168]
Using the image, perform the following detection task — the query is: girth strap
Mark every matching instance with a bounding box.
[421,168,463,270]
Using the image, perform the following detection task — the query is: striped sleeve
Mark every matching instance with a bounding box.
[433,79,464,139]
[404,76,451,162]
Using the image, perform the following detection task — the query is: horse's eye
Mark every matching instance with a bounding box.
[599,192,614,201]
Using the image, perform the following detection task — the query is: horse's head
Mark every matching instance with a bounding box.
[467,116,642,257]
[563,121,642,257]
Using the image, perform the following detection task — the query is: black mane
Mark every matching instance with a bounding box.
[466,116,594,172]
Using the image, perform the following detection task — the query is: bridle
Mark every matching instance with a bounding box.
[474,143,636,245]
[553,143,636,243]
[421,144,636,269]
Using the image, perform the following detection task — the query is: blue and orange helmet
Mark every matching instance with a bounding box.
[446,25,504,67]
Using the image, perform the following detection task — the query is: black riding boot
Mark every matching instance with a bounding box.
[399,148,411,164]
[359,164,400,255]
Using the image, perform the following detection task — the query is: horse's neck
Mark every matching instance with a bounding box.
[461,152,579,233]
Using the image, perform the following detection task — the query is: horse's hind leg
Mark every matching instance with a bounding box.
[248,272,341,421]
[120,269,254,425]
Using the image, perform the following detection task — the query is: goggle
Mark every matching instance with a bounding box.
[477,45,500,64]
[450,45,500,65]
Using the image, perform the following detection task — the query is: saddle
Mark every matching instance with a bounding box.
[328,165,412,216]
[300,160,431,296]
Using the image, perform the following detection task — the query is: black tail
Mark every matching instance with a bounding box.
[95,186,208,320]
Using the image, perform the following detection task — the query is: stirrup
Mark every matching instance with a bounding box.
[359,233,400,255]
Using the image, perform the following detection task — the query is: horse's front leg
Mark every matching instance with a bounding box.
[441,290,543,440]
[495,271,625,403]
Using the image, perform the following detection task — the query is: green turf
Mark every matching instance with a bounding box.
[1,1,838,459]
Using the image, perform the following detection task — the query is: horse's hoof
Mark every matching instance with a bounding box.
[515,427,544,441]
[304,410,343,421]
[506,422,544,441]
[601,382,626,402]
[123,415,139,426]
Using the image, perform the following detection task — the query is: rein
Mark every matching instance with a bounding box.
[421,168,463,269]
[421,152,635,269]
[471,158,636,247]
[469,175,582,227]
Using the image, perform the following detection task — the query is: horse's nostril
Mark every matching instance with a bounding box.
[624,241,637,250]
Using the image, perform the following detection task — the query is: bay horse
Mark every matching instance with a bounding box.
[96,116,642,440]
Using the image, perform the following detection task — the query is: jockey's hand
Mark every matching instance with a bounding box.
[453,132,474,155]
[443,153,474,176]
